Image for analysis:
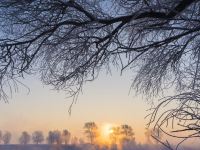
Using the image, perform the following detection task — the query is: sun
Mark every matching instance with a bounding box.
[101,123,114,140]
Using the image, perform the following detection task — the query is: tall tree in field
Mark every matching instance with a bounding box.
[32,131,44,144]
[2,131,11,144]
[19,131,31,145]
[110,126,121,144]
[1,0,200,146]
[84,122,98,144]
[120,124,135,142]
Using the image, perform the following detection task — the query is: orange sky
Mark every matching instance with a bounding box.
[0,70,152,144]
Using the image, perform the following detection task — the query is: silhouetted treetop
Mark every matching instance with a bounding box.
[0,0,199,100]
[2,131,11,144]
[84,122,98,144]
[19,131,31,145]
[32,131,44,144]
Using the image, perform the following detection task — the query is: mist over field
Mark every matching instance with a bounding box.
[0,144,199,150]
[0,126,198,150]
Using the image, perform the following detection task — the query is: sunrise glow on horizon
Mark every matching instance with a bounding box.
[0,70,148,144]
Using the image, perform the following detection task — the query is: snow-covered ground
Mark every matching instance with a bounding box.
[0,144,199,150]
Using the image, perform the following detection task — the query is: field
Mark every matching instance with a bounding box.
[0,144,199,150]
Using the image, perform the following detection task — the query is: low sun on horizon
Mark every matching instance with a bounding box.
[100,123,115,143]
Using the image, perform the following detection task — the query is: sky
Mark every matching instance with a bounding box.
[0,69,150,144]
[0,68,199,149]
[0,1,199,149]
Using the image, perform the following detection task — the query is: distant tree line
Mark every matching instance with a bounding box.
[0,129,71,145]
[0,122,161,146]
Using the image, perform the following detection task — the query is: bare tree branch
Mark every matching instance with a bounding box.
[0,0,200,147]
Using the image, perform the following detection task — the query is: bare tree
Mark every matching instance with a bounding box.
[0,0,200,146]
[120,124,135,142]
[53,130,62,145]
[84,122,98,144]
[148,92,200,148]
[47,130,62,145]
[47,131,54,144]
[0,0,198,100]
[2,131,11,144]
[120,125,136,150]
[19,131,31,145]
[109,126,121,144]
[32,131,44,144]
[62,129,71,145]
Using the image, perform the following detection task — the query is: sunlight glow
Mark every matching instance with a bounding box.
[101,123,114,140]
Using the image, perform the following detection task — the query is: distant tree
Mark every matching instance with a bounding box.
[109,126,121,144]
[84,122,98,144]
[32,131,44,144]
[120,125,135,142]
[53,130,62,145]
[47,131,54,144]
[2,131,11,144]
[0,130,2,144]
[47,130,62,145]
[62,129,71,145]
[71,136,78,145]
[19,131,31,145]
